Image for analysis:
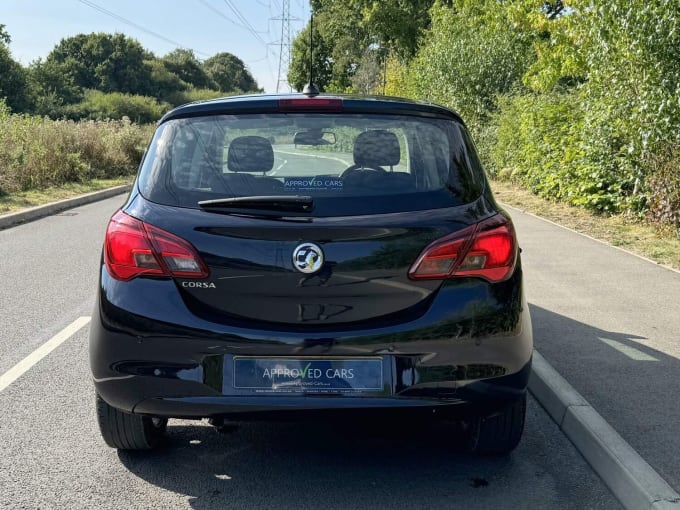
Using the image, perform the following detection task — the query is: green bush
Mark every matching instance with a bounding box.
[66,90,170,123]
[163,87,232,107]
[404,1,534,125]
[491,90,643,214]
[646,146,680,232]
[0,102,151,194]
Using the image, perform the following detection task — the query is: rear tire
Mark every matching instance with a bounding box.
[464,393,526,455]
[96,393,167,450]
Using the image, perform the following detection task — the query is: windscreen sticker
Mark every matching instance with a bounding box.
[284,177,343,192]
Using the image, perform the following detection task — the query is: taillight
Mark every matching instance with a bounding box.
[104,210,209,281]
[409,215,517,283]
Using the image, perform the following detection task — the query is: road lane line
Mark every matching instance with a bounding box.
[599,337,660,361]
[0,316,91,393]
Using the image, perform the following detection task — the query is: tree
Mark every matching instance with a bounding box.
[203,52,259,93]
[360,0,435,58]
[351,46,383,94]
[28,58,83,116]
[145,58,186,101]
[0,28,32,112]
[408,1,535,122]
[0,23,10,45]
[288,22,333,92]
[161,49,213,90]
[45,33,153,96]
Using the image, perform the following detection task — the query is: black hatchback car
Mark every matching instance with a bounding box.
[90,93,532,454]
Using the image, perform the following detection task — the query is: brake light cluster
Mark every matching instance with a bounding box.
[278,98,343,112]
[409,215,518,283]
[104,210,208,281]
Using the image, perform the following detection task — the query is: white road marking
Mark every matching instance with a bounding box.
[0,316,91,393]
[270,159,288,175]
[275,149,352,167]
[598,337,659,361]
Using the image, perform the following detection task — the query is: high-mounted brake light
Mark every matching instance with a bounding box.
[278,98,343,112]
[104,210,209,281]
[409,215,517,283]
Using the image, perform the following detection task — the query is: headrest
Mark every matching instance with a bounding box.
[353,130,400,168]
[227,136,274,172]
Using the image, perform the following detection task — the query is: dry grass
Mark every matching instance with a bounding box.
[490,180,680,271]
[0,177,132,214]
[0,112,151,194]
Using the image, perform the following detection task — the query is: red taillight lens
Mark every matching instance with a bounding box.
[104,211,208,281]
[409,215,517,283]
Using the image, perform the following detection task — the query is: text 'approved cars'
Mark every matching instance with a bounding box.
[90,93,532,454]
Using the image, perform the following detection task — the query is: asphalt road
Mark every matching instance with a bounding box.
[0,194,624,509]
[508,205,680,491]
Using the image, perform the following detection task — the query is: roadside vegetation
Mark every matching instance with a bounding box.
[0,100,151,196]
[289,0,680,238]
[0,24,260,207]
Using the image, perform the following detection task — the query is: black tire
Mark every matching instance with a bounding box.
[464,393,526,455]
[95,393,167,450]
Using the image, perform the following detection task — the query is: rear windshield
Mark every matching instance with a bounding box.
[137,113,483,216]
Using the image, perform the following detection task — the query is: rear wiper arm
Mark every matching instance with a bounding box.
[198,195,314,213]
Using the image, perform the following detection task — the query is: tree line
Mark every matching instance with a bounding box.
[0,27,261,123]
[288,0,680,231]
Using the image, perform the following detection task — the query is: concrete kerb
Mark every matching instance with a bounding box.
[0,184,131,231]
[530,350,680,510]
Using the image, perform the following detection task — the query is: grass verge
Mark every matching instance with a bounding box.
[0,177,132,214]
[490,179,680,271]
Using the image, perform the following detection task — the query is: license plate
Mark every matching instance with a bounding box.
[233,357,383,393]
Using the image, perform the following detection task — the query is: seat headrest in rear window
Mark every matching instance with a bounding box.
[227,136,274,173]
[353,130,400,168]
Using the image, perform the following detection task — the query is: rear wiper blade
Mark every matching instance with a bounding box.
[198,195,314,213]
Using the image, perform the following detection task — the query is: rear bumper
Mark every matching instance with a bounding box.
[90,266,533,418]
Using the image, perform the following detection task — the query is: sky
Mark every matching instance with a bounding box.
[1,0,311,93]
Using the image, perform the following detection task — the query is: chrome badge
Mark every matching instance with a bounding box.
[292,243,324,274]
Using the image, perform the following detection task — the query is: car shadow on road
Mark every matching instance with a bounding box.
[117,398,617,508]
[529,303,680,490]
[118,418,504,509]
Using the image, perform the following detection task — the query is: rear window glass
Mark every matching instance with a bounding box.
[137,113,482,216]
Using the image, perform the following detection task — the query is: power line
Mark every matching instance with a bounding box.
[75,0,210,57]
[221,0,268,46]
[195,0,252,32]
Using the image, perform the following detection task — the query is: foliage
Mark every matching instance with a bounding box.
[27,58,83,116]
[0,104,151,194]
[288,22,334,92]
[65,90,170,124]
[351,47,384,95]
[496,0,680,217]
[0,37,32,112]
[163,87,233,107]
[292,0,437,92]
[160,48,213,90]
[0,24,10,45]
[203,52,259,93]
[0,28,260,121]
[359,0,434,59]
[45,33,154,95]
[405,1,535,124]
[646,145,680,232]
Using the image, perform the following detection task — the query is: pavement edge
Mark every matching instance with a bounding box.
[0,184,131,231]
[530,350,680,510]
